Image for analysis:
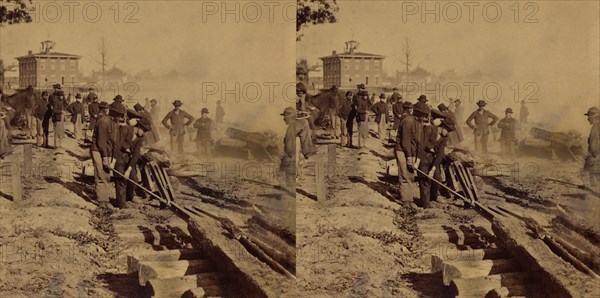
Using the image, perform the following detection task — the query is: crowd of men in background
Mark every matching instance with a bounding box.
[295,82,599,208]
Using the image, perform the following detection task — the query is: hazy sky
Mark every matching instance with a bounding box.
[297,0,600,131]
[1,0,296,132]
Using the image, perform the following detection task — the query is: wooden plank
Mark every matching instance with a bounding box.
[442,259,519,286]
[23,144,32,179]
[12,166,22,204]
[138,259,215,286]
[466,167,481,201]
[149,162,171,203]
[128,248,202,274]
[142,165,157,192]
[453,162,475,202]
[161,167,177,202]
[431,249,508,272]
[316,161,327,202]
[457,163,478,201]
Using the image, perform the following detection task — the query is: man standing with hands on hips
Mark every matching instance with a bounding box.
[162,100,194,154]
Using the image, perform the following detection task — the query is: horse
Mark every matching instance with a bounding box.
[1,88,39,139]
[307,89,346,137]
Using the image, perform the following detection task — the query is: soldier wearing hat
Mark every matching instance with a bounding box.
[109,95,126,113]
[88,93,100,133]
[354,89,371,148]
[438,103,463,145]
[0,109,9,158]
[394,102,418,200]
[416,116,455,208]
[49,90,67,148]
[91,103,126,208]
[584,107,600,190]
[391,93,404,133]
[466,100,499,154]
[133,103,159,146]
[123,117,153,205]
[193,108,213,157]
[34,91,51,147]
[497,108,518,159]
[370,93,389,140]
[338,91,355,147]
[66,93,84,140]
[390,87,402,104]
[85,87,98,104]
[215,100,225,130]
[281,107,313,187]
[162,100,194,153]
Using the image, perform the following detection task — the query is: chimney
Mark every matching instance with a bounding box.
[332,50,337,55]
[28,50,32,55]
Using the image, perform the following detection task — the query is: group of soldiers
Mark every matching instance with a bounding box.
[293,81,600,207]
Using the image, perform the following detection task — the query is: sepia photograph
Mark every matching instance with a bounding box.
[0,0,599,297]
[1,0,297,297]
[296,1,600,297]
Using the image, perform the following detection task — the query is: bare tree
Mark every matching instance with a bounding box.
[96,38,108,88]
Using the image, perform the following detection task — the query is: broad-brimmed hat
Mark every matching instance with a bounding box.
[172,100,183,107]
[505,108,513,114]
[477,100,487,106]
[281,107,295,118]
[114,95,124,102]
[345,90,353,96]
[379,93,386,99]
[201,108,209,114]
[136,117,152,131]
[133,103,144,112]
[53,83,62,90]
[357,83,366,90]
[417,95,427,102]
[585,107,599,117]
[99,102,109,109]
[437,103,449,111]
[75,93,82,99]
[403,101,413,109]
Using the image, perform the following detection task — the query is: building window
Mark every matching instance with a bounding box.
[376,76,379,85]
[50,61,56,70]
[375,61,380,71]
[365,61,370,71]
[60,60,66,70]
[366,76,369,85]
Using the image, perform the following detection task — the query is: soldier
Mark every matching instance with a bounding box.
[370,93,389,140]
[466,100,499,154]
[281,107,313,187]
[193,108,213,157]
[88,93,100,133]
[92,104,124,208]
[497,108,518,159]
[355,88,371,149]
[35,91,50,147]
[519,100,529,125]
[66,94,84,140]
[97,102,109,121]
[438,103,463,145]
[338,91,354,147]
[216,100,225,129]
[124,117,152,204]
[391,94,404,134]
[584,107,600,190]
[109,95,126,113]
[86,87,97,104]
[149,98,159,121]
[113,105,136,209]
[50,89,67,148]
[162,100,194,153]
[133,103,159,146]
[0,110,8,158]
[389,87,402,104]
[417,116,455,208]
[395,102,416,200]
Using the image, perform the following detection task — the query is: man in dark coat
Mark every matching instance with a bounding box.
[354,86,371,148]
[35,91,51,147]
[584,107,600,190]
[338,91,354,147]
[113,107,135,209]
[49,88,67,148]
[438,103,464,146]
[391,95,404,132]
[194,108,213,157]
[395,102,417,200]
[498,108,518,159]
[88,93,100,133]
[66,94,84,139]
[370,93,389,139]
[466,100,499,154]
[122,117,152,205]
[389,87,402,104]
[417,117,454,208]
[134,103,159,146]
[162,100,194,153]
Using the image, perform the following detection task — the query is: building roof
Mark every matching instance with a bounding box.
[16,52,81,60]
[319,51,385,60]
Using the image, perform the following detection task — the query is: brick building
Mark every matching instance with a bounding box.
[319,41,385,89]
[16,40,81,89]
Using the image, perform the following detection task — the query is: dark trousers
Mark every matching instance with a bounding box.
[114,152,137,208]
[417,153,442,208]
[346,118,354,146]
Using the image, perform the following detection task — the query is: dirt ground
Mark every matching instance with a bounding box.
[296,122,600,297]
